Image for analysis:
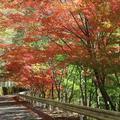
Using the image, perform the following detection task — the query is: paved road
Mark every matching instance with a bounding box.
[0,95,42,120]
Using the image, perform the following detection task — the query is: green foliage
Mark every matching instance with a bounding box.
[30,36,49,49]
[55,54,66,62]
[12,29,24,45]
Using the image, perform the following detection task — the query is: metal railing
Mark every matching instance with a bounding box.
[18,94,120,120]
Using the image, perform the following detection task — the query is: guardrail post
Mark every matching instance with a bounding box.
[79,115,85,120]
[49,105,52,111]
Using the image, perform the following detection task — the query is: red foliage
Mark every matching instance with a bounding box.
[1,0,120,91]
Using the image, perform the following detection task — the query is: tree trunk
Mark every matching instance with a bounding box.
[51,83,54,99]
[84,75,87,106]
[95,87,99,108]
[94,70,116,110]
[69,78,75,103]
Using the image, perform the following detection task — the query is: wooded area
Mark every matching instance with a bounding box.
[0,0,119,117]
